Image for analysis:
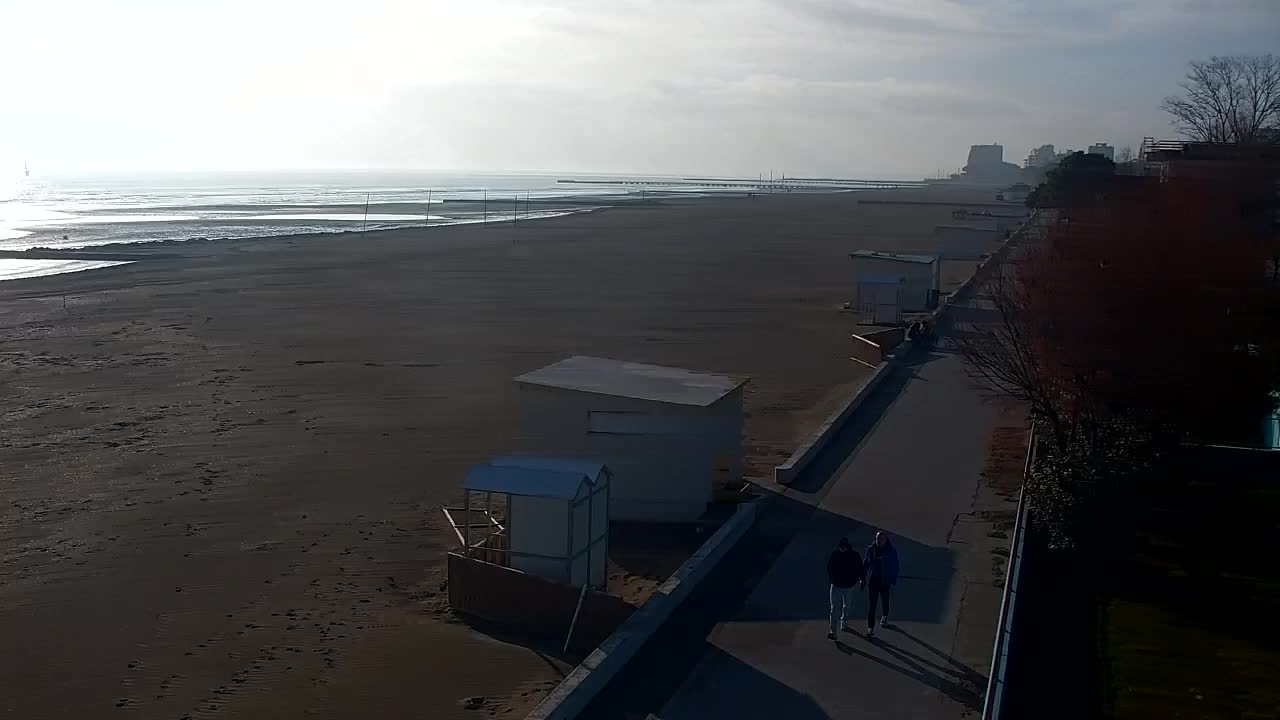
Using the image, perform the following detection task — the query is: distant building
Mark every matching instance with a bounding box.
[1138,137,1280,184]
[1087,143,1115,161]
[1136,139,1280,443]
[961,144,1023,185]
[968,144,1005,169]
[1024,144,1057,168]
[1138,139,1280,232]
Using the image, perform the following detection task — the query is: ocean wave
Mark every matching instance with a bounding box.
[0,258,132,281]
[0,170,740,252]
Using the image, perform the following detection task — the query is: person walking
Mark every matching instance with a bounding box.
[826,537,864,640]
[864,531,900,637]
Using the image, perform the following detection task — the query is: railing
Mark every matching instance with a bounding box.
[982,426,1037,720]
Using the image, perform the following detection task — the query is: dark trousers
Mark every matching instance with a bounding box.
[867,582,891,627]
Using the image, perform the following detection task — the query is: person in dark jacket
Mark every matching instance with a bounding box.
[826,537,864,639]
[864,531,900,636]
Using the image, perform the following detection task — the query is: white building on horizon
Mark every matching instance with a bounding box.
[1024,144,1057,168]
[1088,142,1115,161]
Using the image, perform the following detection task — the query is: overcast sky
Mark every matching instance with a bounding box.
[1,0,1277,178]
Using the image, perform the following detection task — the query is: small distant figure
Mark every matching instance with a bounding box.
[826,536,864,640]
[907,320,922,345]
[864,531,900,637]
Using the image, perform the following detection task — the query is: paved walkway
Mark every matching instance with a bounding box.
[582,344,1018,719]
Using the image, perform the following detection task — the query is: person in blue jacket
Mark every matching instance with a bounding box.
[864,531,900,636]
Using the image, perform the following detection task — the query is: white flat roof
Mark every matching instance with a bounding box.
[935,224,1000,232]
[850,250,937,264]
[515,355,748,407]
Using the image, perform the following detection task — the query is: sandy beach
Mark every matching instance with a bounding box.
[0,188,1000,719]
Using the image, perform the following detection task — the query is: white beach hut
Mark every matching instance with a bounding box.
[850,250,940,312]
[452,456,611,588]
[515,356,748,523]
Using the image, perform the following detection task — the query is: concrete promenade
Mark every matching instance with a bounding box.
[580,341,1019,719]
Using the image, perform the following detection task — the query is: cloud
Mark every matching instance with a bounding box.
[3,0,1277,176]
[777,0,1279,50]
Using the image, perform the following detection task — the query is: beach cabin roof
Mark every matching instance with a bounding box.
[462,456,608,500]
[934,224,1000,232]
[490,455,608,483]
[849,250,938,265]
[515,355,747,407]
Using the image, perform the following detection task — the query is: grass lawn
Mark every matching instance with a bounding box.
[1102,470,1280,719]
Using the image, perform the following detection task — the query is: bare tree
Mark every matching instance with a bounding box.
[1116,145,1134,163]
[1162,55,1280,143]
[949,257,1074,449]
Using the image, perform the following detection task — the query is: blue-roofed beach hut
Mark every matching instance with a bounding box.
[448,455,610,588]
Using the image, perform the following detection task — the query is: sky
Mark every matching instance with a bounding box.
[0,0,1277,179]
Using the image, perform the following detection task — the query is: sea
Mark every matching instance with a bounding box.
[0,171,737,281]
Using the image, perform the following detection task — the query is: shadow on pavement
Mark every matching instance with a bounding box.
[656,646,833,720]
[578,518,811,719]
[580,498,967,718]
[886,625,987,687]
[835,634,984,710]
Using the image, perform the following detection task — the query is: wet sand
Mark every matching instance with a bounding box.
[0,189,1001,719]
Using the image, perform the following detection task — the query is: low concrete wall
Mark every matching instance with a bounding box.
[448,553,635,656]
[947,260,990,306]
[945,218,1026,306]
[524,499,761,720]
[981,429,1036,720]
[775,353,901,485]
[779,214,1032,487]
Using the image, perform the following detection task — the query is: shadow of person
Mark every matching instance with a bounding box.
[886,625,987,686]
[832,635,982,710]
[867,636,984,709]
[865,633,971,678]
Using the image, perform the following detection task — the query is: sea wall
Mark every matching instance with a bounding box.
[524,499,761,720]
